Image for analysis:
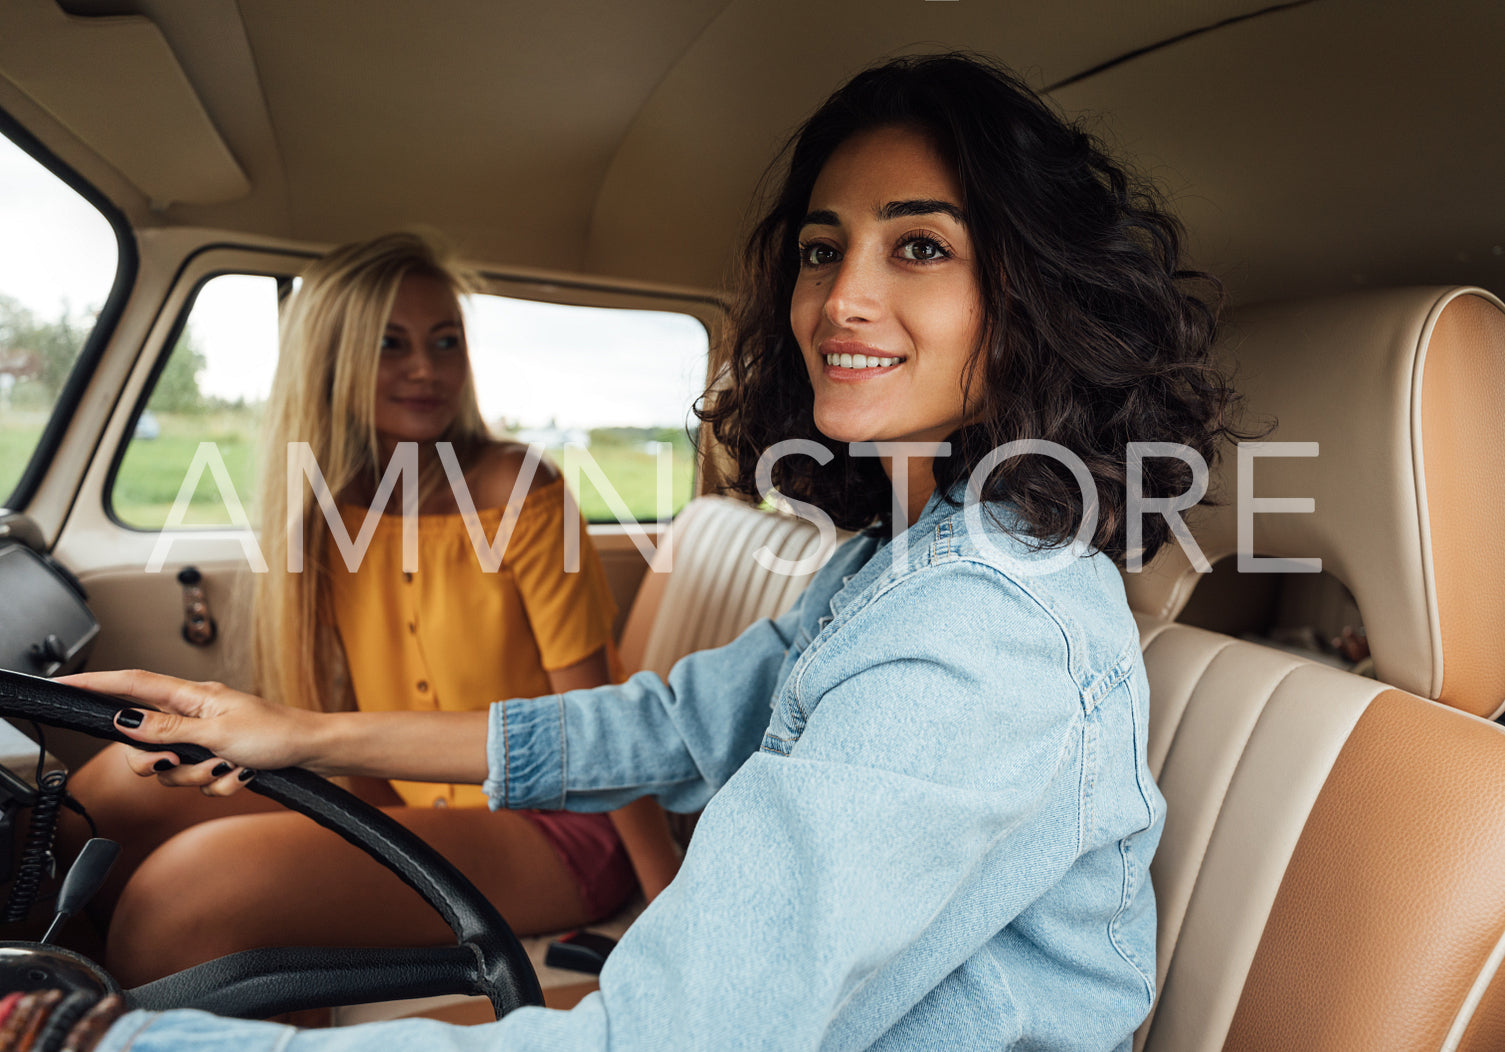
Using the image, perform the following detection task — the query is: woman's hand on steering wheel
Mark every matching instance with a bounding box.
[0,667,544,1017]
[58,670,319,796]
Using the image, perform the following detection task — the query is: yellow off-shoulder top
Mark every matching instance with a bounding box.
[328,477,619,808]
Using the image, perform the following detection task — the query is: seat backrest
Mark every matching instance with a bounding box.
[1134,286,1505,1051]
[1126,286,1505,719]
[1136,618,1505,1051]
[618,495,838,677]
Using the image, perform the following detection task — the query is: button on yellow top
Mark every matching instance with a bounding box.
[329,478,619,808]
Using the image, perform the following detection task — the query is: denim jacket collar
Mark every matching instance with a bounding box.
[826,482,979,622]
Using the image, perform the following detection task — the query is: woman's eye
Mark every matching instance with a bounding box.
[897,237,949,262]
[380,335,403,352]
[435,334,462,351]
[798,241,840,268]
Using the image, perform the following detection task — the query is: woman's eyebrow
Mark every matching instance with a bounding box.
[799,200,966,229]
[384,320,461,332]
[799,208,840,229]
[879,199,965,223]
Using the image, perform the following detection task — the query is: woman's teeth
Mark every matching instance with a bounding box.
[825,353,901,368]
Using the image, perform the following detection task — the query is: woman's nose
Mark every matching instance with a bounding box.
[823,254,884,327]
[406,348,435,378]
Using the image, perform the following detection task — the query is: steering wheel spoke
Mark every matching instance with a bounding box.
[0,668,544,1019]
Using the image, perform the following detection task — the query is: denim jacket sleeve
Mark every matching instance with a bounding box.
[482,579,816,815]
[97,560,1095,1052]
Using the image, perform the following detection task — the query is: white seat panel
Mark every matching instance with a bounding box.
[1140,624,1382,1050]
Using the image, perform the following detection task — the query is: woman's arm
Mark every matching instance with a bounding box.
[96,749,1065,1052]
[60,670,491,787]
[547,648,682,901]
[61,581,806,798]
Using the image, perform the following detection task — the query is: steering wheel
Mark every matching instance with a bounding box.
[0,667,545,1019]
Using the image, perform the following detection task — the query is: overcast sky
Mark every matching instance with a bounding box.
[0,135,708,431]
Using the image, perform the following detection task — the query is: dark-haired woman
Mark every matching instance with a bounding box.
[61,53,1238,1052]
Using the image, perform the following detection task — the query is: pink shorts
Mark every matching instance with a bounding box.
[519,810,636,920]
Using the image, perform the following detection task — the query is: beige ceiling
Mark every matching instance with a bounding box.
[1055,0,1505,304]
[1,0,1501,304]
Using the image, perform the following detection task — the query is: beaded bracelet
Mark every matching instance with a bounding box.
[0,989,58,1051]
[57,995,125,1052]
[0,991,125,1052]
[0,992,25,1034]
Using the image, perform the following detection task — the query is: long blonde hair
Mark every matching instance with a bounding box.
[252,232,490,712]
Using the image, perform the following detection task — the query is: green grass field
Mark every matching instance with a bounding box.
[3,409,695,527]
[0,410,49,500]
[113,409,264,526]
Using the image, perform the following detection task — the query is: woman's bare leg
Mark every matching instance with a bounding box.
[105,805,591,988]
[60,743,284,918]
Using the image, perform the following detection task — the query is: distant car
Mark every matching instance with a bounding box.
[132,409,160,440]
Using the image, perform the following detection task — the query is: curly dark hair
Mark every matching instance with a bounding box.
[696,52,1246,565]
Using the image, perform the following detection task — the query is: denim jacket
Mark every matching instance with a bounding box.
[100,488,1164,1052]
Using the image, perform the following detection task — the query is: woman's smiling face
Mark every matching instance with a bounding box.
[789,124,984,448]
[373,272,469,447]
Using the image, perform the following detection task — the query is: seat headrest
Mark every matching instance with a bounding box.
[1126,286,1505,718]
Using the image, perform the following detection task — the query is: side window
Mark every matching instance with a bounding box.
[467,295,708,523]
[0,130,123,506]
[113,282,708,530]
[112,274,280,528]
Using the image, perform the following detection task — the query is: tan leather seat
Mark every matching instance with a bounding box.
[1126,285,1505,720]
[1132,286,1505,1050]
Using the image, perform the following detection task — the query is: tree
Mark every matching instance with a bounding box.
[149,330,209,413]
[0,294,87,409]
[0,296,209,414]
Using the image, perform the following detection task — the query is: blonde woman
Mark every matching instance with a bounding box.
[69,233,682,987]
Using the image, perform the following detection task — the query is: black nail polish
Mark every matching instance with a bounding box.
[211,762,232,778]
[116,709,143,729]
[153,757,174,772]
[238,769,256,782]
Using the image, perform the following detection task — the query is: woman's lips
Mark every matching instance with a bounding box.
[823,361,902,380]
[818,340,906,380]
[393,396,448,411]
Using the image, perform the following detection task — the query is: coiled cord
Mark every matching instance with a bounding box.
[3,768,67,924]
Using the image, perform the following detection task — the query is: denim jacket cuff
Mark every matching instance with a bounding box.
[483,695,566,811]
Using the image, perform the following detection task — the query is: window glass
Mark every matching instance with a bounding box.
[0,132,121,504]
[113,280,709,528]
[465,297,708,522]
[113,274,279,528]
